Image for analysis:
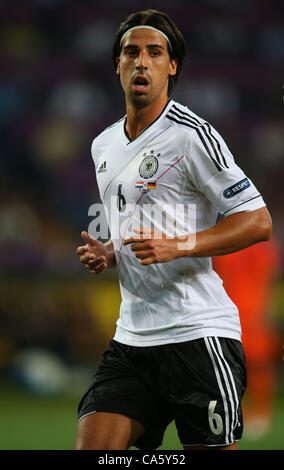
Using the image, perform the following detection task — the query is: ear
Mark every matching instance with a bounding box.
[168,58,178,77]
[116,57,120,75]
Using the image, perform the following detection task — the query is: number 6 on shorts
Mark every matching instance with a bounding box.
[208,400,223,435]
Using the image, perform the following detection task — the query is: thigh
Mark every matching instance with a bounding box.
[75,411,144,450]
[172,337,247,448]
[76,340,170,450]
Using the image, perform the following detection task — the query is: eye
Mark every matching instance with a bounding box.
[126,49,137,57]
[149,49,162,57]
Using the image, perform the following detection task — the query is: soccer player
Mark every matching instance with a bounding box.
[74,10,272,450]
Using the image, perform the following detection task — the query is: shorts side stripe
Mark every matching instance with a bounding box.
[214,337,240,432]
[204,337,230,444]
[209,338,237,443]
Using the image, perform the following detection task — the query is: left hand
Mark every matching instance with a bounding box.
[122,228,187,265]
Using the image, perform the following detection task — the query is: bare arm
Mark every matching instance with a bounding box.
[182,206,272,258]
[123,207,272,265]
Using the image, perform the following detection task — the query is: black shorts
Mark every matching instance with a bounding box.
[77,337,247,449]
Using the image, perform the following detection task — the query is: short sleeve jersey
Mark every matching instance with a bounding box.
[90,100,266,346]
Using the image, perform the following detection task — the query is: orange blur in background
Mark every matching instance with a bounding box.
[213,238,282,438]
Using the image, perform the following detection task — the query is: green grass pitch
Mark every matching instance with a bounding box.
[0,382,283,450]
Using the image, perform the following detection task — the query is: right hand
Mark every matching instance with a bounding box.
[76,231,108,274]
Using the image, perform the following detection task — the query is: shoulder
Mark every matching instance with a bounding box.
[91,116,125,154]
[168,101,232,171]
[166,100,227,147]
[165,100,217,152]
[166,101,209,134]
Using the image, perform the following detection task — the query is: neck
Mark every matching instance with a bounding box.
[125,95,169,141]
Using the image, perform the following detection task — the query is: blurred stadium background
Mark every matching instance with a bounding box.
[0,0,283,450]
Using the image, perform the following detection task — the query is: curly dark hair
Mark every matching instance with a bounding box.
[112,9,187,96]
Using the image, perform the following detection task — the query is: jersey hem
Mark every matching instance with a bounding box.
[113,329,242,347]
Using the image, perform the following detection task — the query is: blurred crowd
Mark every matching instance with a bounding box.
[0,0,284,275]
[0,0,283,424]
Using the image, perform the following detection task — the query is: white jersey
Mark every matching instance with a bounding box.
[91,99,266,346]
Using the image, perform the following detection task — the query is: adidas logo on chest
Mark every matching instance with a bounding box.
[98,161,107,173]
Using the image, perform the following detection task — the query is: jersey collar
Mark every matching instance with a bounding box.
[121,99,174,146]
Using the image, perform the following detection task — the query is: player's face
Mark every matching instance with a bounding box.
[117,28,177,108]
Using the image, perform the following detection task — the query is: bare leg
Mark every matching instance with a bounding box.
[74,411,145,450]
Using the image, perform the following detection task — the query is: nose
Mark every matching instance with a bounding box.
[135,50,148,70]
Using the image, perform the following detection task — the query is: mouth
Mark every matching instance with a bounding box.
[132,75,149,93]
